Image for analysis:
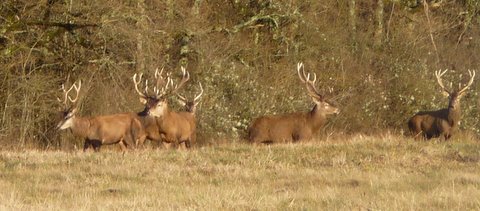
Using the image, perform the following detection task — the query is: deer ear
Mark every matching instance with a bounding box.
[312,97,323,105]
[139,97,147,105]
[68,108,77,117]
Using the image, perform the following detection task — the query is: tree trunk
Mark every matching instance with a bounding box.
[136,0,146,72]
[349,0,357,51]
[374,0,384,47]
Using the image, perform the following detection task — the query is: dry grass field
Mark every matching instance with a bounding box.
[0,135,479,210]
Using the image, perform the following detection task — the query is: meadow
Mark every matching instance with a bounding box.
[1,135,479,210]
[2,1,480,209]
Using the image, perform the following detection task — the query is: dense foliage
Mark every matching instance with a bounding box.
[1,0,479,148]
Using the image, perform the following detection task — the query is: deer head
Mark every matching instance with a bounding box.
[133,67,190,117]
[435,69,476,110]
[56,80,82,130]
[296,63,339,116]
[176,82,203,113]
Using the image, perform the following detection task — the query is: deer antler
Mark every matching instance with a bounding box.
[68,80,81,103]
[169,66,190,95]
[133,68,173,98]
[435,69,452,95]
[296,62,323,102]
[133,73,147,98]
[153,68,172,97]
[177,82,203,105]
[58,80,81,106]
[297,62,307,83]
[176,93,187,103]
[193,82,204,104]
[154,68,169,93]
[458,70,476,95]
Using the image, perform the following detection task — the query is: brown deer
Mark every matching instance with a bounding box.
[248,63,340,144]
[133,67,195,148]
[408,69,476,140]
[175,82,204,147]
[132,68,170,147]
[56,80,146,152]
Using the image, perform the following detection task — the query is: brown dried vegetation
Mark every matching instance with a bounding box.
[0,1,480,148]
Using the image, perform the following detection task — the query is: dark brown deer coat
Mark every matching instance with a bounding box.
[408,70,475,140]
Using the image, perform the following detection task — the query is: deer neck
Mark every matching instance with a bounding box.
[307,104,326,131]
[155,106,172,121]
[70,117,91,138]
[447,101,461,127]
[137,108,149,116]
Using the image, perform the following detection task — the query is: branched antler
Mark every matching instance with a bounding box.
[296,62,323,102]
[58,80,82,106]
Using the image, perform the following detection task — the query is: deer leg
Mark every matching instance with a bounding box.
[176,141,185,150]
[162,141,173,149]
[163,133,181,149]
[136,134,147,149]
[123,135,135,150]
[83,139,91,152]
[442,132,451,141]
[185,139,191,149]
[446,133,452,140]
[118,138,127,153]
[291,134,300,142]
[413,131,422,140]
[177,140,189,150]
[173,141,180,149]
[92,141,101,152]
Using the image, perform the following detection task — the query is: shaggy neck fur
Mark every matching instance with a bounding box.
[447,99,461,127]
[307,104,326,132]
[69,117,91,138]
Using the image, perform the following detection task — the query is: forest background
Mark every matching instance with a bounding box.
[1,0,480,149]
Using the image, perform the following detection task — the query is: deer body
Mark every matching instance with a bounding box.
[408,108,458,140]
[155,109,194,148]
[133,67,195,148]
[408,70,475,140]
[136,109,163,146]
[62,113,145,151]
[249,106,330,143]
[248,63,339,144]
[57,81,146,152]
[175,82,203,147]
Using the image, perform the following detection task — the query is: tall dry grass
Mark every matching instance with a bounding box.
[0,135,479,210]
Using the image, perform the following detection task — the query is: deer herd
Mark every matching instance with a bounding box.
[56,63,477,152]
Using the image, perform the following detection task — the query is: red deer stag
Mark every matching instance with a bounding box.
[133,67,195,148]
[248,63,340,144]
[57,80,146,152]
[408,69,476,140]
[176,82,204,147]
[133,68,170,147]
